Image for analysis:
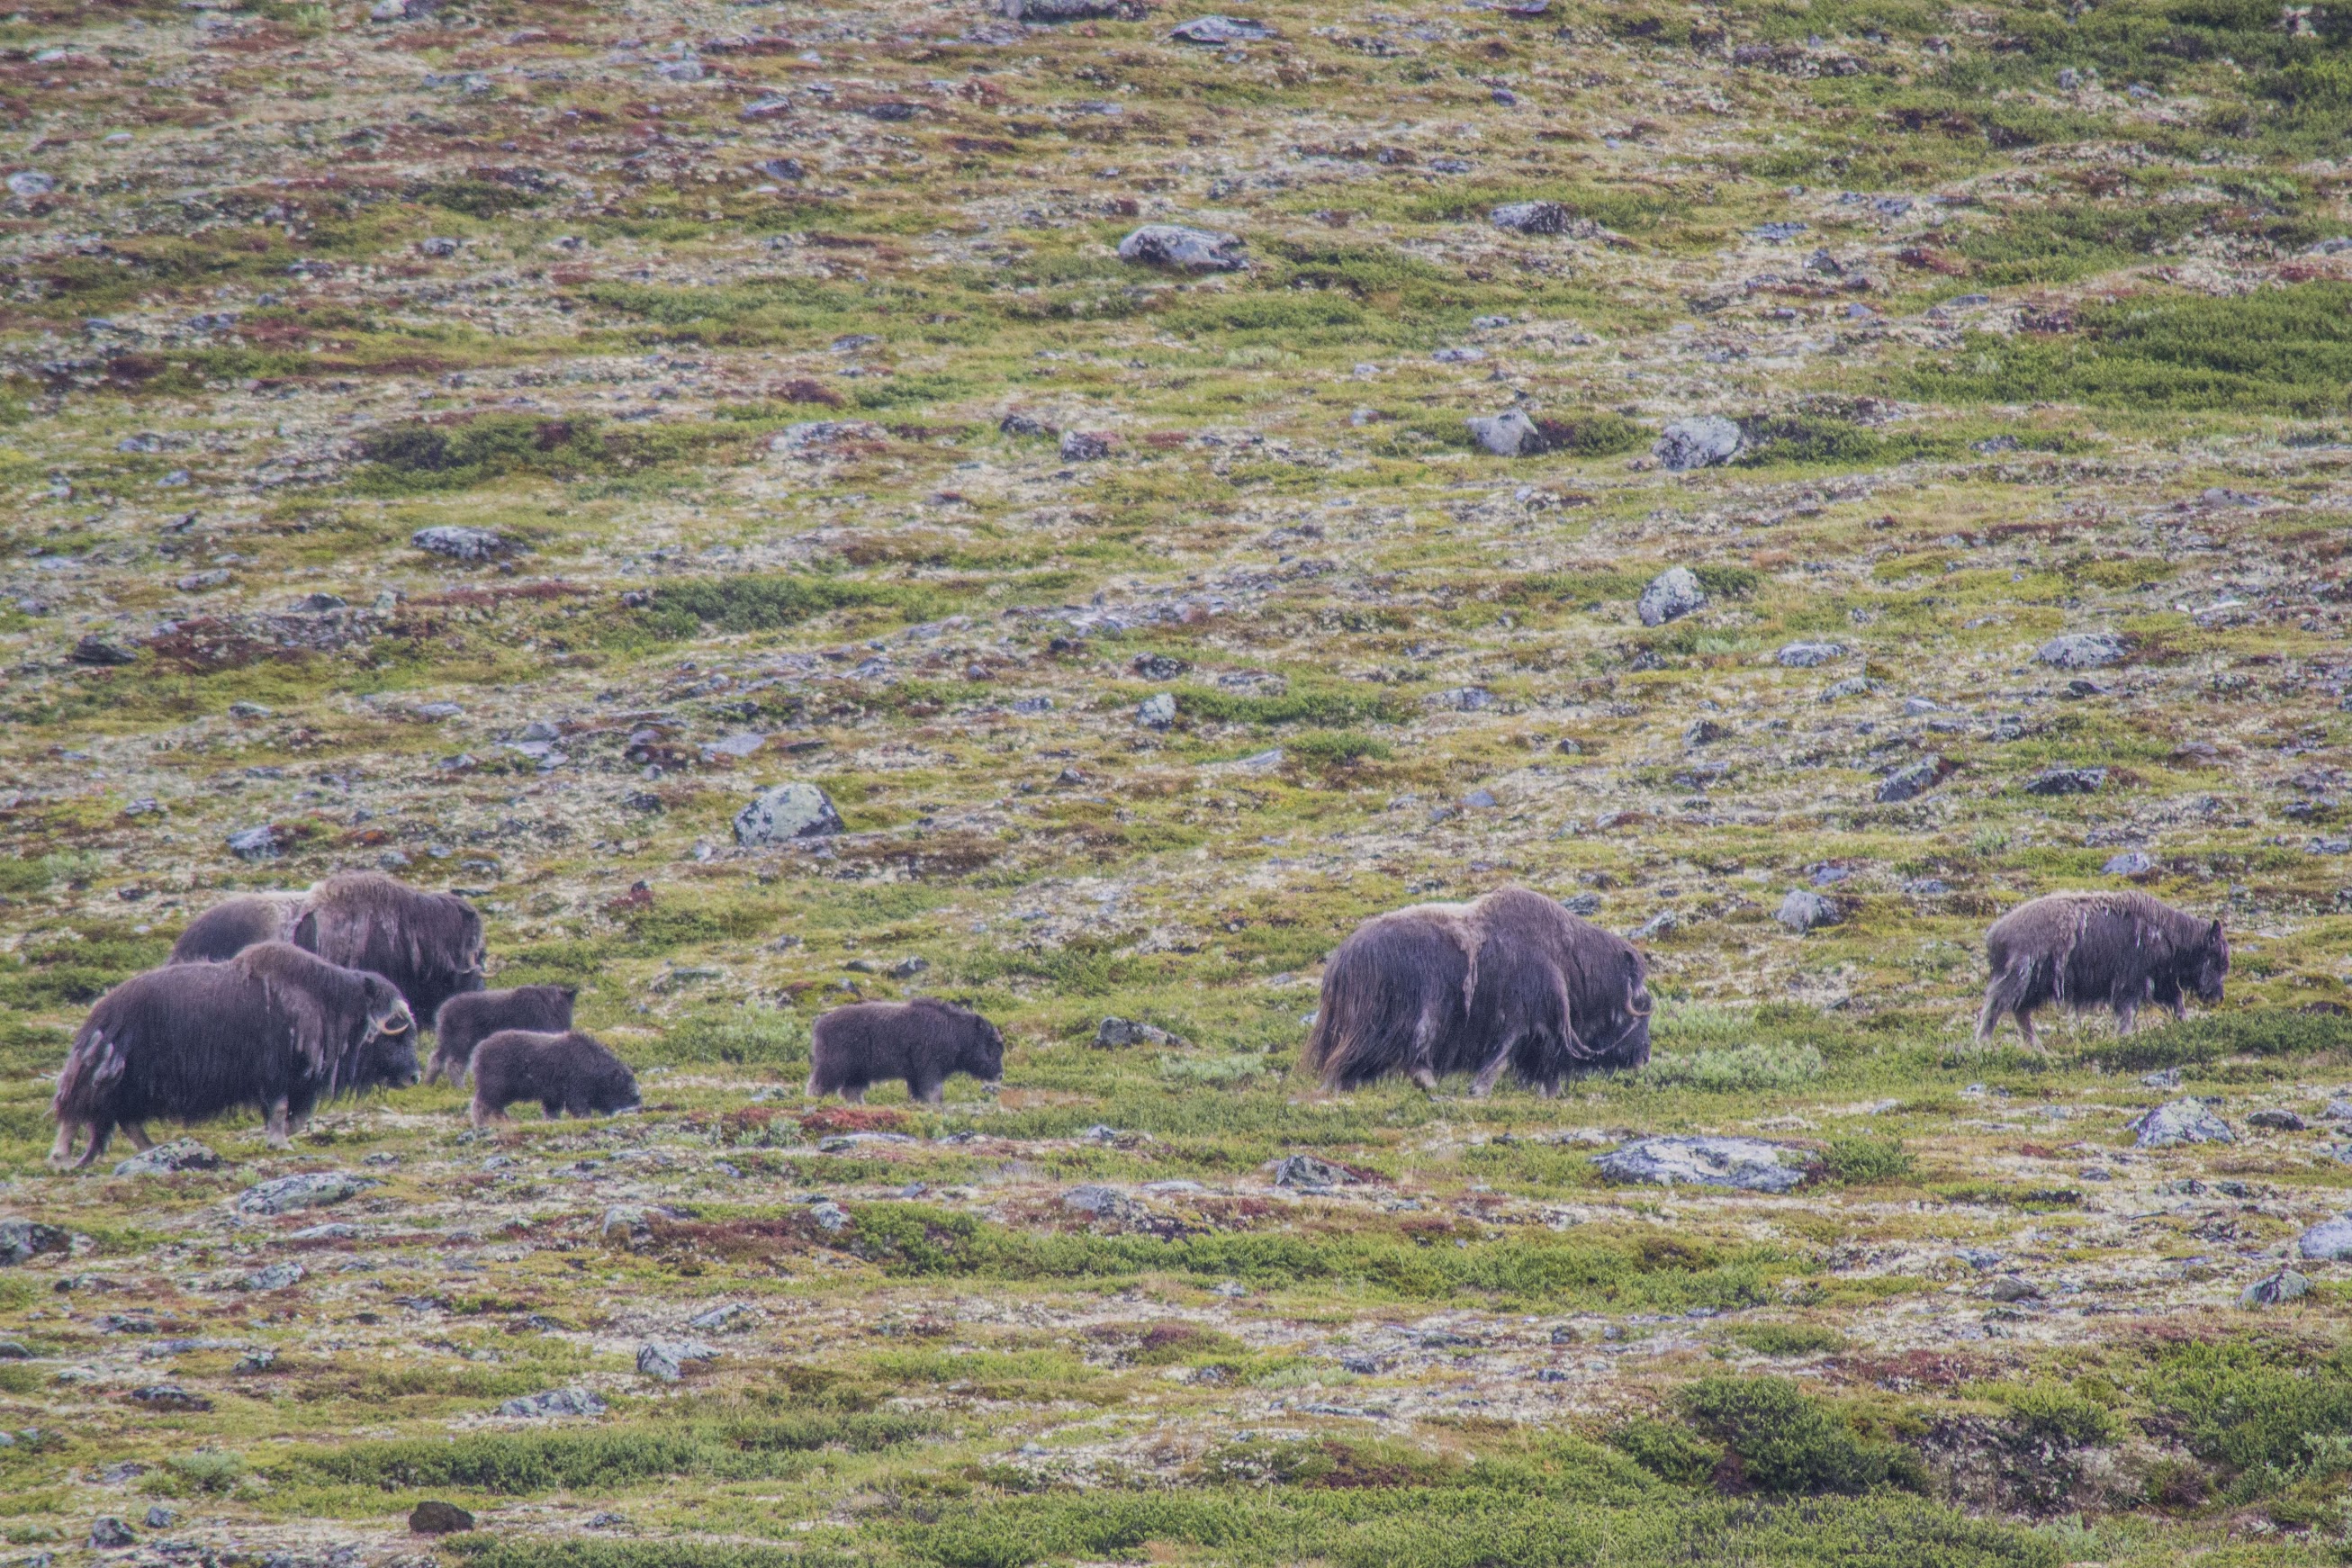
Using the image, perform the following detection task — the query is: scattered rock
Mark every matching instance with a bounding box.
[1059,430,1113,462]
[497,1387,608,1419]
[733,782,843,846]
[233,1171,375,1216]
[1877,757,1949,804]
[1170,14,1272,41]
[2037,632,2126,670]
[1488,200,1579,235]
[1095,1016,1176,1048]
[636,1339,718,1382]
[1062,1185,1141,1220]
[410,1501,476,1535]
[997,0,1126,18]
[1594,1137,1815,1194]
[71,635,137,666]
[1116,224,1247,271]
[1776,642,1844,668]
[2103,851,2156,877]
[410,526,513,563]
[143,1508,174,1530]
[1273,1154,1353,1190]
[1636,566,1707,627]
[2131,1099,2233,1149]
[88,1518,135,1550]
[1653,416,1743,471]
[239,1262,303,1292]
[0,1221,71,1265]
[1137,692,1177,729]
[689,1302,753,1332]
[2240,1269,2310,1309]
[1986,1275,2041,1303]
[2247,1109,2308,1132]
[1465,409,1545,457]
[225,825,283,861]
[2024,767,2106,796]
[111,1140,220,1179]
[1776,889,1842,933]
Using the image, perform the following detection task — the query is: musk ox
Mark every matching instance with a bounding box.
[50,942,418,1167]
[1304,886,1653,1095]
[468,1030,640,1127]
[807,999,1005,1104]
[1977,891,2228,1050]
[169,870,486,1027]
[428,984,578,1086]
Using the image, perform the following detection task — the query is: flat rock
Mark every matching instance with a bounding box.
[2037,631,2126,670]
[72,635,137,666]
[497,1387,608,1419]
[636,1338,719,1382]
[1465,409,1545,457]
[0,1220,69,1265]
[233,1170,375,1216]
[1776,641,1844,667]
[2296,1214,2352,1261]
[998,0,1125,18]
[1653,415,1743,471]
[1170,14,1272,41]
[1776,889,1842,933]
[1594,1137,1815,1194]
[734,782,843,846]
[2103,851,2156,877]
[2131,1099,2233,1149]
[1117,224,1247,271]
[2024,766,2106,796]
[1488,200,1579,235]
[1137,692,1177,729]
[225,824,283,861]
[1636,566,1707,627]
[113,1140,220,1177]
[410,525,512,562]
[2247,1109,2308,1131]
[239,1261,303,1292]
[2240,1268,2310,1309]
[1095,1016,1176,1048]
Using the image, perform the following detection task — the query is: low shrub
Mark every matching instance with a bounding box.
[1636,1045,1823,1092]
[1676,1375,1927,1496]
[1822,1136,1915,1187]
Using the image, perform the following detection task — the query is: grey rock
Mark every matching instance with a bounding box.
[87,1518,134,1550]
[2140,1068,2183,1089]
[1986,1275,2041,1303]
[112,1140,220,1177]
[2131,1099,2233,1149]
[0,1221,68,1266]
[410,526,512,562]
[2247,1109,2307,1131]
[1594,1137,1814,1194]
[1095,1016,1176,1048]
[2329,1098,2352,1120]
[497,1387,608,1419]
[239,1261,304,1292]
[142,1509,174,1530]
[1059,429,1113,461]
[1877,757,1947,804]
[2296,1215,2352,1261]
[2024,767,2106,796]
[1137,692,1177,729]
[2103,851,2155,877]
[809,1200,851,1231]
[689,1302,753,1332]
[1821,676,1883,701]
[772,420,886,452]
[229,701,273,718]
[636,1339,718,1381]
[2240,1269,2310,1309]
[1560,893,1603,915]
[998,0,1123,17]
[71,635,137,666]
[8,170,56,197]
[233,1170,375,1216]
[1062,1185,1140,1219]
[1488,200,1579,235]
[1683,718,1728,746]
[1653,415,1743,471]
[1776,641,1845,667]
[1170,14,1272,41]
[733,782,843,846]
[1777,889,1842,933]
[1117,224,1247,271]
[1273,1154,1352,1190]
[1465,409,1545,457]
[1636,566,1707,627]
[2037,631,2126,670]
[225,825,282,861]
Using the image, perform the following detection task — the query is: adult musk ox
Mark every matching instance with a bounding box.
[1977,891,2228,1050]
[807,999,1005,1104]
[1304,887,1653,1095]
[50,942,417,1167]
[169,870,486,1027]
[428,985,578,1086]
[468,1030,640,1127]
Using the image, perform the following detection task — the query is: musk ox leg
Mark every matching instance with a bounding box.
[2114,1000,2140,1035]
[468,1099,508,1129]
[47,1121,79,1167]
[265,1099,292,1148]
[839,1084,867,1104]
[2014,1009,2043,1054]
[73,1121,113,1170]
[122,1122,155,1151]
[1974,992,2007,1044]
[1468,1039,1518,1098]
[1407,1065,1438,1093]
[912,1079,945,1106]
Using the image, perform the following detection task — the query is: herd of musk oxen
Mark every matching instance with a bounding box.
[44,868,2234,1167]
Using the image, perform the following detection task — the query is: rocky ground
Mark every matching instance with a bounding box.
[3,0,2352,1563]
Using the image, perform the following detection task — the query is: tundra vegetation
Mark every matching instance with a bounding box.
[0,0,2350,1563]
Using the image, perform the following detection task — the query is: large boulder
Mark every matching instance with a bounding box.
[1595,1137,1815,1194]
[1465,409,1545,457]
[1777,889,1842,933]
[1636,566,1707,627]
[2131,1099,2233,1149]
[1877,757,1948,804]
[1653,416,1743,471]
[734,782,844,846]
[1117,224,1247,271]
[2240,1269,2310,1309]
[2037,631,2126,670]
[2296,1214,2352,1261]
[0,1220,69,1266]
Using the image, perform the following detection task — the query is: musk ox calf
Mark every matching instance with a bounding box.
[428,984,578,1086]
[469,1030,640,1127]
[50,942,417,1167]
[807,1000,1005,1104]
[169,870,487,1027]
[1305,886,1653,1095]
[1978,891,2228,1050]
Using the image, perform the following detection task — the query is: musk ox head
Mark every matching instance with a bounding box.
[960,1013,1006,1086]
[1583,948,1654,1072]
[352,976,420,1092]
[2187,919,2229,1005]
[578,1053,641,1115]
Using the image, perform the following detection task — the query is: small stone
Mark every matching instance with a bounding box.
[1465,409,1545,457]
[409,1501,475,1536]
[635,1339,717,1382]
[689,1302,752,1332]
[2037,631,2127,670]
[1683,718,1728,747]
[1095,1016,1175,1048]
[410,526,512,563]
[229,701,273,718]
[71,635,137,666]
[2240,1269,2310,1309]
[239,1261,303,1292]
[997,0,1124,19]
[888,956,930,979]
[2247,1109,2307,1131]
[2140,1068,2182,1089]
[809,1200,851,1232]
[1137,692,1177,729]
[225,825,283,861]
[2131,1099,2233,1149]
[496,1387,608,1419]
[1877,757,1947,804]
[1116,224,1247,271]
[1169,14,1272,41]
[1059,430,1113,461]
[733,782,843,846]
[1488,200,1578,235]
[417,236,460,257]
[8,170,56,197]
[87,1519,135,1550]
[1986,1275,2041,1302]
[233,1171,374,1216]
[2103,851,2155,877]
[1636,566,1707,627]
[1776,641,1844,667]
[1273,1154,1351,1190]
[1594,1137,1814,1194]
[1653,416,1743,471]
[142,1509,174,1530]
[130,1384,212,1411]
[1777,889,1841,933]
[2024,767,2106,796]
[0,1221,72,1265]
[1062,1185,1138,1218]
[112,1140,219,1177]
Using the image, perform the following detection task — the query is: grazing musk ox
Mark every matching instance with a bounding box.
[50,942,417,1167]
[807,999,1005,1104]
[1977,891,2228,1050]
[1304,887,1653,1095]
[169,870,487,1028]
[468,1030,639,1127]
[428,985,578,1086]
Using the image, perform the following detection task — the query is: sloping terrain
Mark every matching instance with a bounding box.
[3,0,2352,1563]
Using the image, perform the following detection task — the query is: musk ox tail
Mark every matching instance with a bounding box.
[50,1024,128,1166]
[1977,955,2047,1041]
[1305,912,1474,1091]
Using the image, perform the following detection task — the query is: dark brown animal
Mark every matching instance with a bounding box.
[169,871,487,1028]
[50,942,417,1167]
[428,985,577,1086]
[468,1030,639,1127]
[807,1000,1005,1104]
[1978,891,2228,1050]
[1304,887,1653,1095]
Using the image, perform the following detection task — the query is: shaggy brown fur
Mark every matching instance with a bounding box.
[50,942,416,1167]
[1303,886,1653,1095]
[1978,891,2228,1050]
[429,985,577,1086]
[807,1000,1005,1104]
[468,1030,639,1127]
[169,871,487,1026]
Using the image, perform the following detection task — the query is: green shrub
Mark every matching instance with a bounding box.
[352,413,608,492]
[638,574,945,638]
[1726,1323,1850,1359]
[1535,412,1646,457]
[1636,1045,1824,1092]
[1171,688,1403,727]
[1822,1137,1915,1187]
[1286,731,1393,766]
[2091,1005,2352,1069]
[659,1006,809,1068]
[2147,1342,2352,1486]
[1996,1383,2114,1447]
[1677,1376,1926,1496]
[1608,1416,1723,1484]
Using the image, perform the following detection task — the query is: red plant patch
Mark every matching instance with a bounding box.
[798,1105,910,1136]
